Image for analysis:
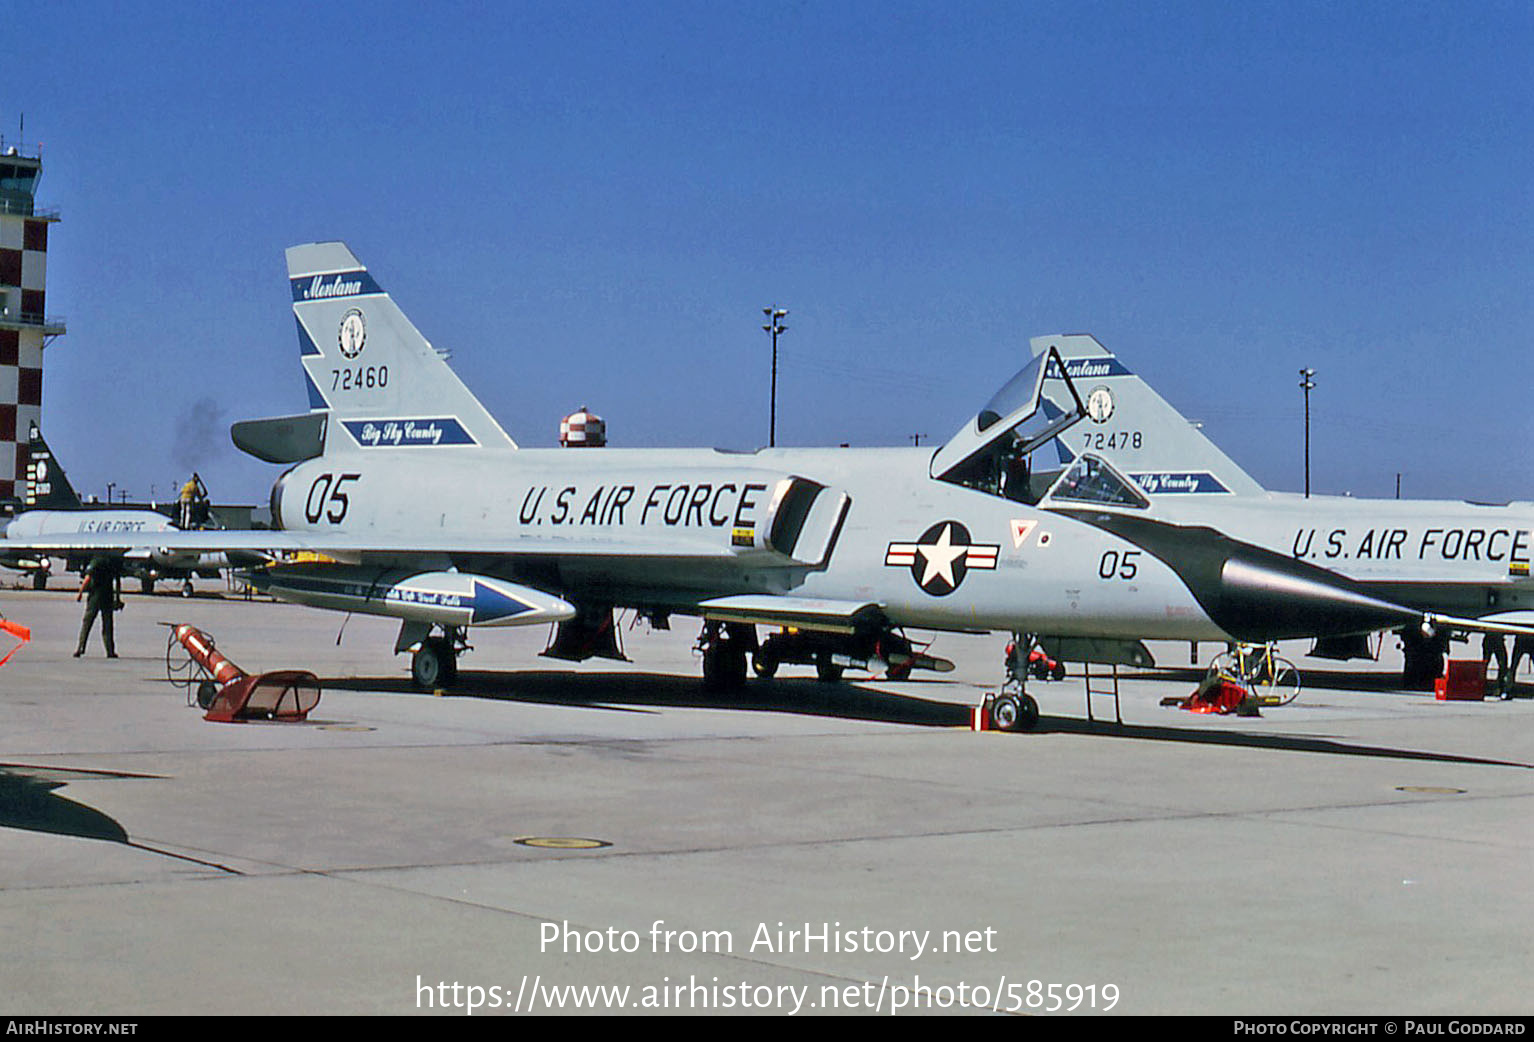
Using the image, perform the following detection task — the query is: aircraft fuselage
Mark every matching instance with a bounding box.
[1137,493,1534,618]
[271,445,1234,640]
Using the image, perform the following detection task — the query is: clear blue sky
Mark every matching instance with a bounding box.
[9,1,1532,505]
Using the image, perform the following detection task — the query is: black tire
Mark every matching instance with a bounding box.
[437,640,459,686]
[141,577,155,594]
[1018,693,1040,730]
[31,572,46,591]
[991,694,1021,732]
[412,638,456,690]
[703,644,748,691]
[752,648,779,678]
[196,679,219,710]
[181,580,194,598]
[815,654,844,684]
[992,693,1040,732]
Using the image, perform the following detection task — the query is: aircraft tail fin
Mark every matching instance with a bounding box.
[287,242,517,453]
[1034,335,1266,497]
[22,424,82,509]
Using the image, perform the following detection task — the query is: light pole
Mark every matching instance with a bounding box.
[1299,368,1316,498]
[762,307,788,447]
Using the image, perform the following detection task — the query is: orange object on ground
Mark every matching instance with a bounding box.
[1184,679,1247,714]
[167,622,321,722]
[171,623,248,687]
[1435,659,1486,701]
[0,617,29,667]
[203,670,322,723]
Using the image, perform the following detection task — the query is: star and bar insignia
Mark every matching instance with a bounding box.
[885,521,1000,596]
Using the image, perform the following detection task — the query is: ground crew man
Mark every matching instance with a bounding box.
[74,556,122,658]
[1482,632,1510,698]
[179,473,209,528]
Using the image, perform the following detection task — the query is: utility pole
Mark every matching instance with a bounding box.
[1299,368,1316,497]
[762,307,787,448]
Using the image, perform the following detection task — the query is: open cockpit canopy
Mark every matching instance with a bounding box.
[930,345,1087,505]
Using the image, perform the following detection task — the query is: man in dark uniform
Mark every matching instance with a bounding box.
[1483,632,1510,698]
[1508,634,1534,698]
[74,556,121,658]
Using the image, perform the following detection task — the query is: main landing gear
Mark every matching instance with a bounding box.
[1398,626,1449,691]
[695,621,943,691]
[697,621,755,692]
[407,624,469,689]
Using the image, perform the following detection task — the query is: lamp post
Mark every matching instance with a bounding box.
[762,307,788,448]
[1299,368,1316,498]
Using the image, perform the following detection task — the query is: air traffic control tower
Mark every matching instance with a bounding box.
[0,138,62,504]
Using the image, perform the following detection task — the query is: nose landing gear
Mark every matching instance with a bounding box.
[989,630,1046,731]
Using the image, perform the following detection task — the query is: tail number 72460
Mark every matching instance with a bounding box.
[332,366,389,392]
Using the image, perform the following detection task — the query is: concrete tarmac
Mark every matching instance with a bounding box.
[1,582,1530,1016]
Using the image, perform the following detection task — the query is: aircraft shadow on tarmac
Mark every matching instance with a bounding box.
[318,669,1532,769]
[0,766,131,844]
[0,764,244,870]
[319,670,974,727]
[1028,716,1533,769]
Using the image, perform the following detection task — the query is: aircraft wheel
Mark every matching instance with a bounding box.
[141,577,156,594]
[1018,693,1040,730]
[991,693,1039,732]
[181,579,194,598]
[991,694,1020,731]
[752,647,779,679]
[32,573,47,591]
[412,638,457,690]
[703,644,747,691]
[815,654,844,684]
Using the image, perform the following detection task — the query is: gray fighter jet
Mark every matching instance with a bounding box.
[8,244,1474,725]
[1018,334,1534,685]
[2,426,230,593]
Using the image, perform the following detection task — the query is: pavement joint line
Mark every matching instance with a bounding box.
[62,788,1522,888]
[7,767,1530,895]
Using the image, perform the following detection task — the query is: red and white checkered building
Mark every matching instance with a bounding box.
[559,407,606,447]
[0,143,62,504]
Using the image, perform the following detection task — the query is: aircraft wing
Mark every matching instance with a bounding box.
[698,595,886,634]
[1426,612,1534,639]
[1,528,745,565]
